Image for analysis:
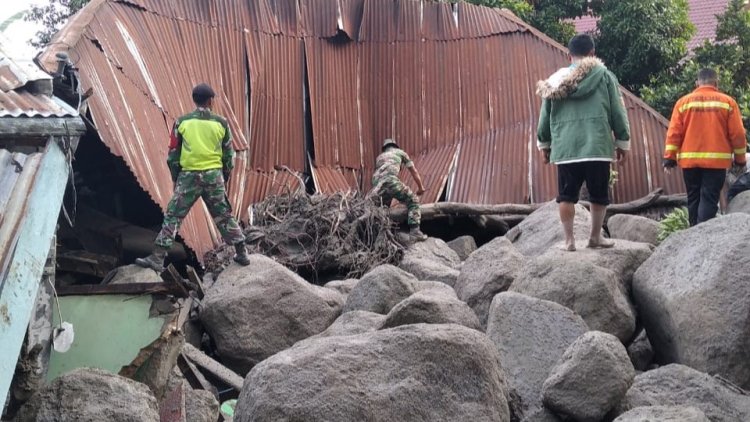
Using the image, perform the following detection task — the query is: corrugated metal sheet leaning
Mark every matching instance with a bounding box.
[38,0,682,258]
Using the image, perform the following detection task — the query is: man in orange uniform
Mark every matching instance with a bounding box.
[663,68,747,226]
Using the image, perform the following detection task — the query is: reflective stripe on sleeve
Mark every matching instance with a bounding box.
[678,101,732,113]
[677,152,733,160]
[665,145,679,152]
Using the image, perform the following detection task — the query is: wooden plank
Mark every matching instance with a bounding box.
[0,117,86,137]
[182,344,244,391]
[177,354,217,395]
[0,141,69,401]
[175,298,194,331]
[55,282,184,297]
[185,266,205,299]
[161,264,190,298]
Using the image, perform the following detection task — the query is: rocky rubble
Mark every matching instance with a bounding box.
[486,292,588,419]
[633,213,750,387]
[607,214,660,245]
[613,364,750,421]
[542,331,635,422]
[14,368,160,422]
[447,235,477,260]
[510,256,635,342]
[455,237,526,328]
[24,203,750,422]
[200,255,345,374]
[235,324,511,422]
[398,238,461,287]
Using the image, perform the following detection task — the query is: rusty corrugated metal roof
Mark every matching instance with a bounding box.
[0,38,77,118]
[39,0,681,258]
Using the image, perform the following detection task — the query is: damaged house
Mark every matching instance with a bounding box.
[2,0,687,416]
[37,0,682,260]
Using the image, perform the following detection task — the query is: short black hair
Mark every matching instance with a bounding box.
[192,83,215,106]
[568,34,595,57]
[697,68,718,84]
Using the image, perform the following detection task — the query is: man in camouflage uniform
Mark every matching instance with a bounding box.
[371,138,428,241]
[136,83,250,270]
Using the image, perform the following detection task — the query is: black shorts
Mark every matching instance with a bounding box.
[556,161,611,205]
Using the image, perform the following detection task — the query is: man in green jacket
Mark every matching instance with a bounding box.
[136,83,250,270]
[536,34,631,251]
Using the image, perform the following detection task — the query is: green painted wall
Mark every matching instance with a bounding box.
[48,295,168,381]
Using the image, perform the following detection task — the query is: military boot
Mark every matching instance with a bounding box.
[135,247,168,272]
[233,242,251,266]
[409,225,428,242]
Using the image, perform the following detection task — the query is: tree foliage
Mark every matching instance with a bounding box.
[642,0,750,140]
[25,0,90,48]
[593,0,694,92]
[466,0,588,44]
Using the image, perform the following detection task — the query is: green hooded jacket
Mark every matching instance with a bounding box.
[536,57,631,164]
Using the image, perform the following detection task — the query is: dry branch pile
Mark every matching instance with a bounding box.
[204,192,406,280]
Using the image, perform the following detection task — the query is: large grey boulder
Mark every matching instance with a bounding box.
[413,280,457,298]
[627,330,654,371]
[399,256,459,287]
[201,255,345,374]
[521,408,562,422]
[614,364,750,422]
[185,388,220,422]
[447,235,477,261]
[15,368,159,422]
[235,324,511,422]
[384,290,481,330]
[107,264,162,284]
[455,237,526,328]
[607,214,660,245]
[506,201,591,256]
[324,279,359,297]
[402,238,461,268]
[510,256,635,342]
[614,406,710,422]
[309,311,386,339]
[633,214,750,387]
[542,331,635,422]
[486,292,588,419]
[343,265,417,314]
[539,240,652,295]
[728,190,750,214]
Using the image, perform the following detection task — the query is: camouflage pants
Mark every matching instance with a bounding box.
[372,177,421,226]
[155,169,245,249]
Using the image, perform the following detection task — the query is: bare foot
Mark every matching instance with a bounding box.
[562,241,576,252]
[587,237,615,249]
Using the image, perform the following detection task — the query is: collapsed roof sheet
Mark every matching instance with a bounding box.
[39,0,680,258]
[0,37,78,118]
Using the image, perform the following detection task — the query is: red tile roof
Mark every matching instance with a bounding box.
[572,0,729,52]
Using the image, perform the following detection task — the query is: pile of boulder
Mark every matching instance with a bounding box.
[16,202,750,422]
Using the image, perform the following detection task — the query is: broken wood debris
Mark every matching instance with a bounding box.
[390,190,687,223]
[55,282,186,297]
[177,354,219,397]
[181,344,244,391]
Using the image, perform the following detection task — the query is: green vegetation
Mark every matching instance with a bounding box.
[25,0,90,48]
[642,0,750,141]
[657,207,690,243]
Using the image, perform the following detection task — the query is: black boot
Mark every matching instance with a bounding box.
[409,225,428,241]
[233,242,250,266]
[135,247,168,272]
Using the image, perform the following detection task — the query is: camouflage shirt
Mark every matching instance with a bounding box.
[372,148,413,184]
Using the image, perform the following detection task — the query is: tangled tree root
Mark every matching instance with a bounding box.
[204,192,406,281]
